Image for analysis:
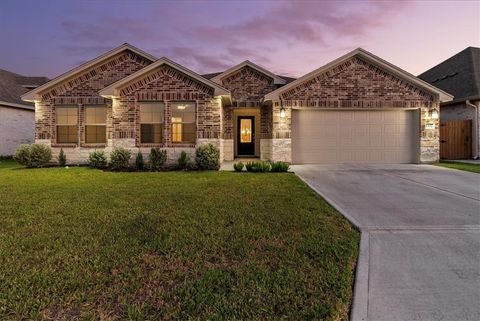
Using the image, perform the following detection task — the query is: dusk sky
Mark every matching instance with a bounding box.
[1,0,479,79]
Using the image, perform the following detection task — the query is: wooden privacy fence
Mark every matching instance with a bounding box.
[440,120,472,159]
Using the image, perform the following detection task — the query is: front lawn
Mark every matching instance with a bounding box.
[0,160,359,320]
[436,160,480,174]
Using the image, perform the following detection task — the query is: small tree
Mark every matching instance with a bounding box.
[58,148,67,166]
[135,150,145,171]
[149,148,167,171]
[88,150,108,169]
[178,151,189,170]
[110,147,132,170]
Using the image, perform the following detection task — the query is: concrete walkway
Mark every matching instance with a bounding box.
[293,164,480,321]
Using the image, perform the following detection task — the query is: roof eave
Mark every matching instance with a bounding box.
[20,43,157,103]
[211,61,286,85]
[0,101,35,110]
[264,48,454,102]
[98,57,231,99]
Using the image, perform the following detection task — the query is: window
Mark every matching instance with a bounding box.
[171,102,196,143]
[140,102,164,143]
[85,106,106,144]
[56,106,78,144]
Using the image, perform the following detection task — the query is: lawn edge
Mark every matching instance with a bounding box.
[293,173,367,321]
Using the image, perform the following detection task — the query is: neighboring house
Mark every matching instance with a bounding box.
[419,47,480,159]
[21,43,452,164]
[0,69,48,156]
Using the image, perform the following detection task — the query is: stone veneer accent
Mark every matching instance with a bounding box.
[260,139,272,161]
[223,139,234,161]
[270,56,441,163]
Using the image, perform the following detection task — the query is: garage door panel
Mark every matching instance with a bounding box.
[292,109,419,164]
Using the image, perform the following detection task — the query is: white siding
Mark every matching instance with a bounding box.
[0,105,35,156]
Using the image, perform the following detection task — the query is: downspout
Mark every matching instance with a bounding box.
[466,100,479,159]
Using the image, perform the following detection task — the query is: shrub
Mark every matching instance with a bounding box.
[246,161,271,172]
[178,150,190,170]
[195,144,220,170]
[233,162,244,172]
[110,147,132,170]
[270,161,290,172]
[135,151,145,171]
[14,144,52,168]
[149,148,167,171]
[58,148,67,166]
[88,150,108,169]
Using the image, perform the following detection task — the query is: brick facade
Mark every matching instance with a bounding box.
[268,56,440,163]
[29,46,446,165]
[114,64,221,148]
[220,66,276,139]
[35,50,152,144]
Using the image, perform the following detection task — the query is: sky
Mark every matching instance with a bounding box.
[0,0,479,79]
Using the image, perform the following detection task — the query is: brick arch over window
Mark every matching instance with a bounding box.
[280,57,434,108]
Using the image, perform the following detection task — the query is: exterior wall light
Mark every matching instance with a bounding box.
[280,107,286,118]
[429,109,439,119]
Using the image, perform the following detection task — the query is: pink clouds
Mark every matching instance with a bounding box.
[55,0,411,74]
[3,0,471,78]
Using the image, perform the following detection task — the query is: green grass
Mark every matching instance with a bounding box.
[436,160,480,173]
[0,159,359,320]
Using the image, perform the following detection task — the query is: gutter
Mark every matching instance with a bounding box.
[466,100,479,159]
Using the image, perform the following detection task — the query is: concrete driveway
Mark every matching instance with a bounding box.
[293,164,480,321]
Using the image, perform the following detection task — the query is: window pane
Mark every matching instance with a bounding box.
[57,125,77,143]
[182,123,196,143]
[85,125,106,143]
[85,106,106,124]
[171,102,195,123]
[56,107,78,125]
[140,102,164,123]
[141,124,162,143]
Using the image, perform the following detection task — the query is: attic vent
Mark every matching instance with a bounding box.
[22,85,40,89]
[432,72,458,83]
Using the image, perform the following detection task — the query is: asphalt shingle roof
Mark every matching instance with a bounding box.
[418,47,480,102]
[0,69,49,106]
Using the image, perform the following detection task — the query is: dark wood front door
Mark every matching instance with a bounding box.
[440,120,472,159]
[237,116,255,156]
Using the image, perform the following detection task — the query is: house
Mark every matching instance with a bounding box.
[419,47,480,159]
[21,43,452,164]
[0,69,48,156]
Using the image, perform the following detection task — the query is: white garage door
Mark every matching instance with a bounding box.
[291,109,419,164]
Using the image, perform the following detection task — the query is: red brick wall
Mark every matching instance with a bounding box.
[273,57,436,139]
[35,50,152,144]
[220,66,277,139]
[115,64,221,147]
[281,57,434,106]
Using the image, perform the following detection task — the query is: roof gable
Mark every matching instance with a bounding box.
[99,57,230,98]
[418,47,480,102]
[211,61,286,85]
[21,43,156,102]
[264,48,453,102]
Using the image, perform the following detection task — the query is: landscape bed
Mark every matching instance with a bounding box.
[0,160,359,320]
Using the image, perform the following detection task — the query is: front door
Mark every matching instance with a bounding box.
[237,116,255,156]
